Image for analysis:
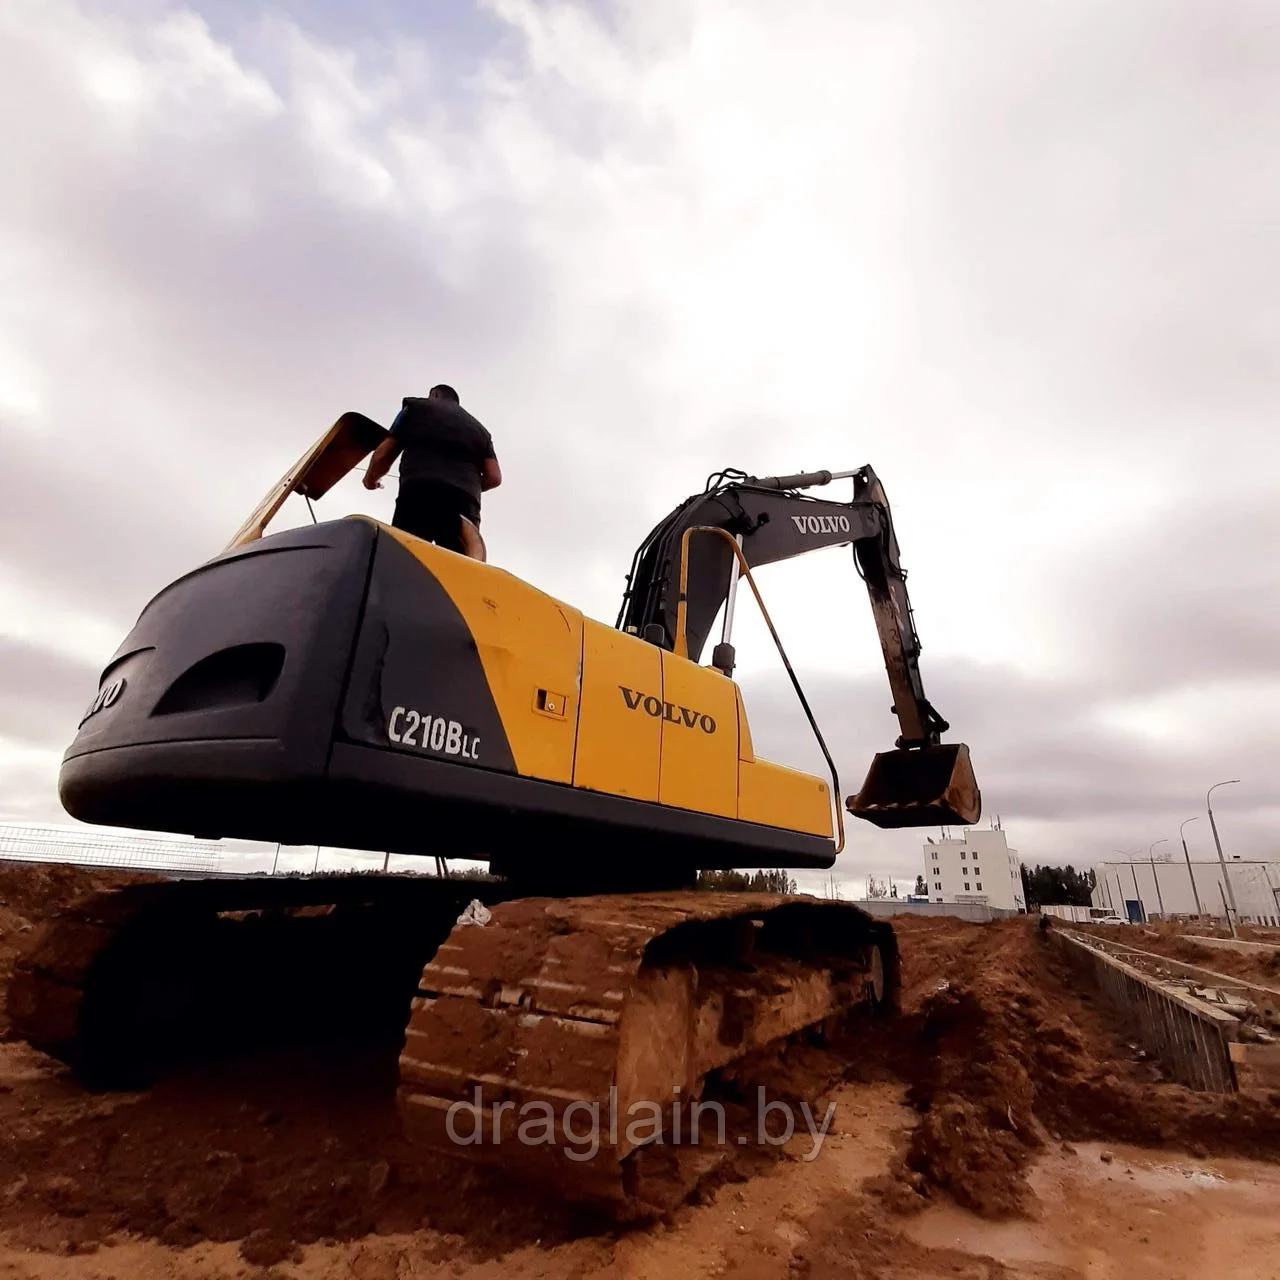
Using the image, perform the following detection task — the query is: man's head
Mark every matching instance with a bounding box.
[428,384,460,403]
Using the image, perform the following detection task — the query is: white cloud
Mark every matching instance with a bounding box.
[0,739,66,824]
[0,0,1276,878]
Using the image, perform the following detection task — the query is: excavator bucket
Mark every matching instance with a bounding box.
[846,743,981,829]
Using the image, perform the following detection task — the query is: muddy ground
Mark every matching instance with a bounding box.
[0,864,1277,1279]
[1074,920,1280,987]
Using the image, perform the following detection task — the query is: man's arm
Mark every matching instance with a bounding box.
[363,437,402,489]
[477,423,502,491]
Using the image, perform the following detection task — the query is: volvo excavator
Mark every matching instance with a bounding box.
[8,411,980,1216]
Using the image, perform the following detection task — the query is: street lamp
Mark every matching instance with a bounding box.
[1099,874,1112,912]
[1114,850,1144,921]
[1207,779,1241,936]
[1148,839,1168,917]
[1179,817,1203,916]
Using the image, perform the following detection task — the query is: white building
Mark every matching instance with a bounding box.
[922,826,1025,912]
[1090,858,1280,926]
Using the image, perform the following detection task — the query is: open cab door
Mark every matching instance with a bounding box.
[223,412,388,553]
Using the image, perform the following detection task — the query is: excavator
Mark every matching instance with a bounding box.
[8,411,979,1216]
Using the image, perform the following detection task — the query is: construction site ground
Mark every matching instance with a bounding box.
[0,864,1278,1280]
[1076,921,1280,988]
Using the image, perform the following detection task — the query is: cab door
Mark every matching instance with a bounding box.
[573,621,662,800]
[657,654,738,818]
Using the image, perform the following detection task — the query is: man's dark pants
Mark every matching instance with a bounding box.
[392,479,480,554]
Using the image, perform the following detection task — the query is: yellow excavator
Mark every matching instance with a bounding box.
[9,412,979,1215]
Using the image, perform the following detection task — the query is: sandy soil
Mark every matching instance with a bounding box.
[0,866,1277,1279]
[905,1142,1280,1280]
[0,866,146,1037]
[1075,922,1280,988]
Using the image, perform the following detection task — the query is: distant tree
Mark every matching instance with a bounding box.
[697,869,750,891]
[914,875,927,897]
[1020,863,1094,908]
[749,869,798,894]
[696,869,798,894]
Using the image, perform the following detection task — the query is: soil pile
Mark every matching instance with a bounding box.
[0,1037,596,1259]
[1094,923,1280,986]
[0,864,872,1257]
[790,1192,1016,1280]
[876,916,1280,1220]
[0,862,149,925]
[0,863,148,1034]
[0,1025,874,1258]
[0,860,1278,1262]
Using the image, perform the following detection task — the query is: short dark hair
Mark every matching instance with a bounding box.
[429,384,460,403]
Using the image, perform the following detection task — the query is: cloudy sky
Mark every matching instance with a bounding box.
[1,0,1276,888]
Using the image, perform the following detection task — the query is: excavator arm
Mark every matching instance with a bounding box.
[617,467,980,829]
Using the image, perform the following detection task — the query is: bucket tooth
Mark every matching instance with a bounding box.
[846,743,981,829]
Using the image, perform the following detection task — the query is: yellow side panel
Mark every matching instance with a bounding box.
[738,759,833,837]
[735,687,754,762]
[657,655,738,818]
[383,526,582,783]
[574,621,662,800]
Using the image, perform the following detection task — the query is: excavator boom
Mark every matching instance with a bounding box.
[618,466,980,828]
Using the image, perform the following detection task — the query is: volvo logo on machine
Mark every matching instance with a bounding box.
[79,677,126,726]
[619,686,716,733]
[790,514,851,535]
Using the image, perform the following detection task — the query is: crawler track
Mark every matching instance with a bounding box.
[9,876,900,1217]
[398,892,898,1216]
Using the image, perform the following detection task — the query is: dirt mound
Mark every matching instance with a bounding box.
[872,916,1280,1220]
[1131,929,1280,986]
[791,1191,1016,1280]
[0,1031,875,1258]
[0,1038,596,1258]
[1,862,1278,1257]
[1170,935,1278,972]
[0,863,151,1036]
[879,918,1098,1217]
[0,862,145,925]
[0,864,881,1255]
[0,865,592,1257]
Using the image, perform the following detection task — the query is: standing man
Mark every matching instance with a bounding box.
[363,385,501,557]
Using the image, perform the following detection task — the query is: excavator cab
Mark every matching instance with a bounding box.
[847,742,980,829]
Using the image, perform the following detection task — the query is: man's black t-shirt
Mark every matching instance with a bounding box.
[389,397,495,505]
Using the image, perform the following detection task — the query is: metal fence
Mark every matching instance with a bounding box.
[0,823,224,875]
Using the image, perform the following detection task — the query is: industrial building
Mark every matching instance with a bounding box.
[1090,857,1280,925]
[922,826,1026,912]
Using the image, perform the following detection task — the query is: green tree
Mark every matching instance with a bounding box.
[1020,863,1095,907]
[696,869,798,894]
